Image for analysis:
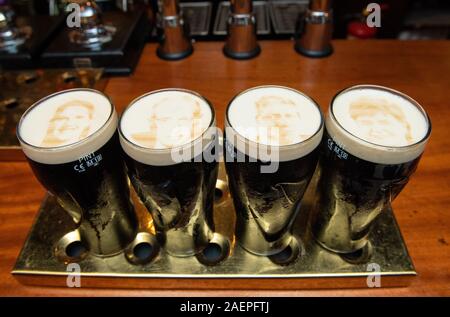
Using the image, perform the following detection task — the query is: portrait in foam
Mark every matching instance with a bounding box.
[119,89,216,166]
[18,89,117,165]
[226,85,324,165]
[328,85,431,165]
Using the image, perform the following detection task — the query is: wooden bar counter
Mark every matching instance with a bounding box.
[1,40,449,296]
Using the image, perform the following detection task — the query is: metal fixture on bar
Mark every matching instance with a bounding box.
[0,2,26,51]
[294,0,333,58]
[66,0,116,48]
[223,0,260,60]
[156,0,193,60]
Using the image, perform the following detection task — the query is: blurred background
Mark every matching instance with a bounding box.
[9,0,450,40]
[0,0,448,158]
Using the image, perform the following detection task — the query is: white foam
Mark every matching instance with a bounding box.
[328,85,431,164]
[226,86,324,161]
[119,89,215,166]
[18,89,117,164]
[333,87,428,147]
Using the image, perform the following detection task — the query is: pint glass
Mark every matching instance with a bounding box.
[312,85,431,254]
[17,89,138,257]
[224,85,324,256]
[119,89,218,257]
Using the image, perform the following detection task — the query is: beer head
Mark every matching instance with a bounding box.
[119,89,215,166]
[226,85,324,161]
[328,85,431,164]
[18,89,117,164]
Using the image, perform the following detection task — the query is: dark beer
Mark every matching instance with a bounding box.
[224,85,324,256]
[119,89,218,257]
[17,89,138,257]
[311,85,431,254]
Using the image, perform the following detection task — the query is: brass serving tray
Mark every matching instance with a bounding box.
[12,163,416,290]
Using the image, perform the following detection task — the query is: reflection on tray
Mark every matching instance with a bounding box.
[12,163,416,289]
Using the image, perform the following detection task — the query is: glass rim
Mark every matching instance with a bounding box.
[16,88,115,152]
[225,85,324,150]
[118,88,216,153]
[329,84,432,151]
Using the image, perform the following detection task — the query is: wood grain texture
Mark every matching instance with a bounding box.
[1,40,449,296]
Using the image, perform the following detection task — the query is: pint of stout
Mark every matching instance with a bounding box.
[225,86,324,256]
[119,89,218,257]
[17,89,138,257]
[312,85,431,254]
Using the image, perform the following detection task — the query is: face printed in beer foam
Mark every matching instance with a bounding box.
[228,86,322,146]
[121,90,212,149]
[332,88,428,147]
[19,90,112,148]
[40,100,94,147]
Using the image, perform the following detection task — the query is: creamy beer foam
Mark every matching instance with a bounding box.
[20,90,112,147]
[119,89,214,166]
[18,89,117,164]
[328,86,430,164]
[226,86,323,161]
[228,86,322,146]
[120,90,212,149]
[333,88,428,147]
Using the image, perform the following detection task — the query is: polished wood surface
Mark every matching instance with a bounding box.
[1,40,449,296]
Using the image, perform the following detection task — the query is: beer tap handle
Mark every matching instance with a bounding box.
[223,0,260,60]
[294,0,333,58]
[156,0,193,60]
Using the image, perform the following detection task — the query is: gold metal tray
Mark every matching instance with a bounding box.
[12,164,416,290]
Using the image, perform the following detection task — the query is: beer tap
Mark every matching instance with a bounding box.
[156,0,193,60]
[294,0,333,58]
[0,0,14,22]
[0,2,26,51]
[66,0,115,48]
[223,0,260,60]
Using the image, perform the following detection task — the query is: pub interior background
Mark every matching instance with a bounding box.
[10,0,450,40]
[0,0,449,297]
